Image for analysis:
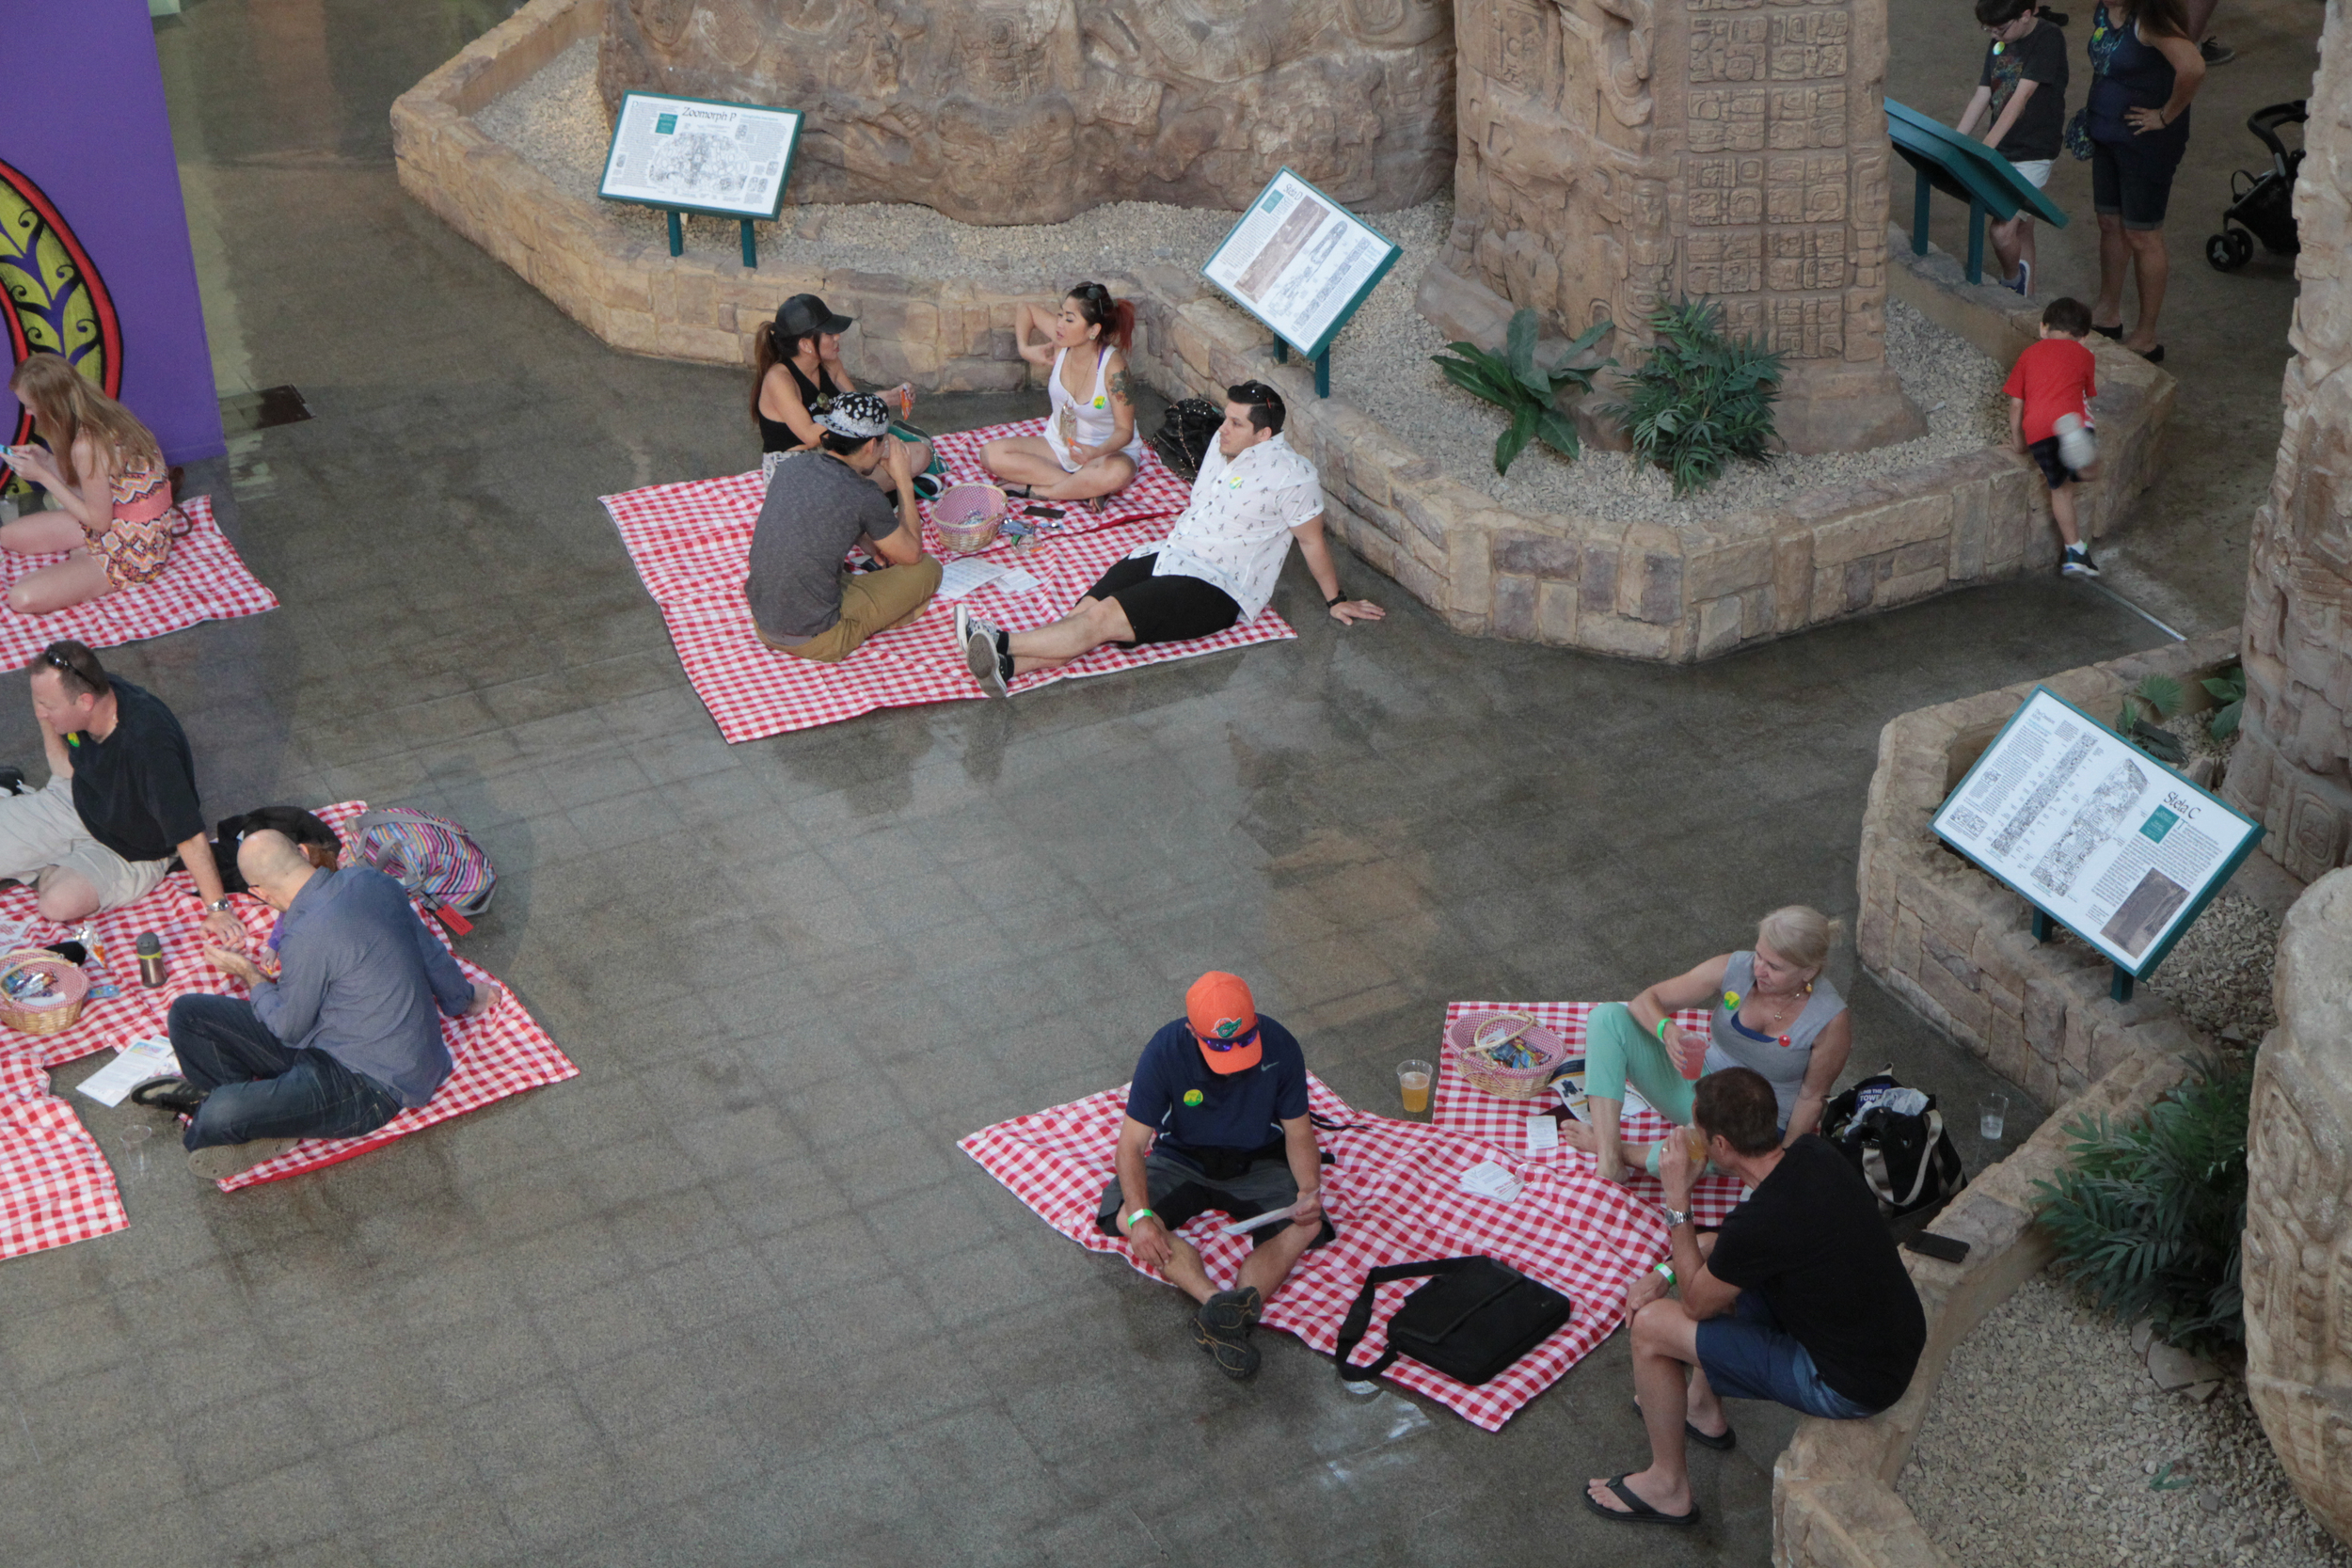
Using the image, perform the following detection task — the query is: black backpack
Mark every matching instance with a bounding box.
[1148,397,1221,481]
[1333,1257,1573,1386]
[1820,1069,1969,1220]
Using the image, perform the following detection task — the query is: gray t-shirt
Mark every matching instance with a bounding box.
[744,450,900,641]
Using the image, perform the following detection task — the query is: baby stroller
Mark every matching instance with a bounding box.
[2208,101,2307,271]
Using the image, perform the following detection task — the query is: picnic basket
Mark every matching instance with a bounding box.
[930,483,1006,553]
[0,948,89,1036]
[1445,1009,1569,1100]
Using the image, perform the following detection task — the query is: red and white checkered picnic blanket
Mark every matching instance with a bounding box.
[0,1051,123,1261]
[1434,1002,1747,1227]
[0,495,277,660]
[0,801,575,1196]
[961,1075,1709,1431]
[600,419,1295,742]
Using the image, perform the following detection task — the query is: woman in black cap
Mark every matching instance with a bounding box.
[751,293,933,490]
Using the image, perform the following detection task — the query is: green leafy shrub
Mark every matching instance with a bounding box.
[2116,673,2186,764]
[2032,1053,2252,1356]
[1600,297,1786,497]
[2201,663,2247,740]
[1430,309,1614,476]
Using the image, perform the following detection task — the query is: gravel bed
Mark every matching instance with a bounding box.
[478,39,2009,527]
[1901,1275,2347,1568]
[2144,891,2280,1045]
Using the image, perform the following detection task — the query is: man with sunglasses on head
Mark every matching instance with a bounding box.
[959,380,1383,696]
[0,641,242,942]
[1095,971,1331,1381]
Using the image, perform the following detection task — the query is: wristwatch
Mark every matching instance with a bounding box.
[207,897,232,913]
[1661,1205,1692,1230]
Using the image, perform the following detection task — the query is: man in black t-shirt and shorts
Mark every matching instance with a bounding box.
[1957,0,2070,296]
[1584,1068,1926,1528]
[0,641,242,941]
[1095,970,1333,1381]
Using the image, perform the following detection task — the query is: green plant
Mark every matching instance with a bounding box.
[2116,673,2186,764]
[2032,1053,2253,1356]
[2201,663,2247,740]
[1600,297,1786,497]
[1430,309,1613,476]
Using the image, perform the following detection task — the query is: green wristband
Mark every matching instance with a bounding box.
[1655,1261,1676,1284]
[1656,1016,1671,1043]
[1122,1208,1156,1232]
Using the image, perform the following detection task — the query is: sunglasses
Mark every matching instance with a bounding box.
[1193,1023,1262,1053]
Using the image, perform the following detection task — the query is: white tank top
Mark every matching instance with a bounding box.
[1046,345,1144,468]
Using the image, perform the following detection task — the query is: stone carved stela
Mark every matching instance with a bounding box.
[1454,0,1867,364]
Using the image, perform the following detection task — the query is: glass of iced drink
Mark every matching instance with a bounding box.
[1397,1059,1434,1115]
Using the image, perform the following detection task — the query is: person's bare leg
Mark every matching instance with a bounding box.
[1589,1300,1699,1517]
[1233,1218,1318,1302]
[36,866,100,924]
[2123,228,2169,352]
[1991,215,2025,284]
[1031,454,1136,503]
[980,436,1069,491]
[0,513,84,556]
[2093,212,2130,330]
[1160,1233,1216,1304]
[2017,215,2038,286]
[2050,479,2081,550]
[8,553,117,616]
[1005,595,1134,674]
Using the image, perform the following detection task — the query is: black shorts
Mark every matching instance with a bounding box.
[2026,435,2084,489]
[2090,135,2184,230]
[1093,1148,1337,1251]
[1086,554,1242,644]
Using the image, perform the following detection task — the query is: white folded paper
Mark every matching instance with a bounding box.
[78,1037,180,1107]
[1458,1160,1523,1203]
[1525,1114,1560,1152]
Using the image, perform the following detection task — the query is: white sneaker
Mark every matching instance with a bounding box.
[961,611,1009,698]
[187,1137,301,1180]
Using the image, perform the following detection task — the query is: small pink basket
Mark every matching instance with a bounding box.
[930,483,1006,553]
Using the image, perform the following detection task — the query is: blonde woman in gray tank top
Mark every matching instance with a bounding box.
[1559,907,1854,1182]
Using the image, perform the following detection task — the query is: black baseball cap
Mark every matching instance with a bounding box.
[773,293,854,338]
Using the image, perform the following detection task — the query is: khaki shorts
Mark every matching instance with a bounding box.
[0,775,173,911]
[756,557,943,664]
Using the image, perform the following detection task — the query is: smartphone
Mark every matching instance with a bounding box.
[1023,505,1067,520]
[1902,1231,1970,1264]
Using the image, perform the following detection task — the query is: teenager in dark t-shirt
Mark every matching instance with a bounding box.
[1584,1068,1926,1528]
[1957,0,2071,295]
[0,641,242,939]
[1094,971,1332,1382]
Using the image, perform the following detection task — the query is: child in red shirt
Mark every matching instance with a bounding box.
[2005,296,2103,577]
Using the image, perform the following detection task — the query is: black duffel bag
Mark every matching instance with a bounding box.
[1821,1069,1968,1220]
[1148,397,1221,481]
[1333,1257,1572,1386]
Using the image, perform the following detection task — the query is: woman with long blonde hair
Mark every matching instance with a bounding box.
[2,355,183,613]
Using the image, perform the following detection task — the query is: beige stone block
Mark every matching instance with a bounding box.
[1813,495,1953,568]
[1576,612,1674,659]
[1696,595,1743,658]
[1536,578,1580,643]
[1891,902,1924,983]
[1877,565,1947,609]
[1685,539,1773,600]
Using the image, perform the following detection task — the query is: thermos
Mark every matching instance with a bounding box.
[135,931,166,988]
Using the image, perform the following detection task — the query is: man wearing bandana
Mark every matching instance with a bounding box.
[1095,971,1330,1380]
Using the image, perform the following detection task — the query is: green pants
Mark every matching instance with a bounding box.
[1583,1002,1697,1127]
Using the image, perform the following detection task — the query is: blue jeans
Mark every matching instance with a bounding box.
[1694,1291,1877,1419]
[168,993,403,1151]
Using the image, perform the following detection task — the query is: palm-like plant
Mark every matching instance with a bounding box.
[2117,673,2187,764]
[1600,297,1786,497]
[1430,309,1614,476]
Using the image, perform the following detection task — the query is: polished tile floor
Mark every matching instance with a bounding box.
[0,2,2252,1565]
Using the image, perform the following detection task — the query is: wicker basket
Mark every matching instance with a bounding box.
[0,949,88,1036]
[930,482,1006,553]
[1445,1009,1570,1100]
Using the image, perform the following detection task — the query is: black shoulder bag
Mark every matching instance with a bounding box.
[1332,1258,1572,1386]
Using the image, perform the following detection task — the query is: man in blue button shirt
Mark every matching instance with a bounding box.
[1093,971,1330,1381]
[145,830,501,1180]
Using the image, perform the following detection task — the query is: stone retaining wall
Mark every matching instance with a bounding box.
[1856,630,2240,1103]
[392,0,2176,664]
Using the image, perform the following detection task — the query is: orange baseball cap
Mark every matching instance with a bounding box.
[1187,971,1262,1074]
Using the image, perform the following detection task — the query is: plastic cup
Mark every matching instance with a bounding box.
[1979,1093,2010,1143]
[1675,1024,1704,1082]
[1397,1059,1434,1115]
[119,1123,153,1183]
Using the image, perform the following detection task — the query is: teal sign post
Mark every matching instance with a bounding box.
[1886,100,2069,285]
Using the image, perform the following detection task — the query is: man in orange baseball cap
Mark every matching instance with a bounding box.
[1095,971,1330,1380]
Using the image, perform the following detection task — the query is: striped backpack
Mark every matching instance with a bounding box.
[351,807,496,935]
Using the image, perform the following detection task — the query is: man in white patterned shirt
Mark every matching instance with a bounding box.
[957,381,1382,697]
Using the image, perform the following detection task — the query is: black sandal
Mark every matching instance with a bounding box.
[1582,1474,1700,1528]
[2091,323,2124,340]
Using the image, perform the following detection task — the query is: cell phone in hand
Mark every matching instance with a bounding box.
[1902,1231,1970,1264]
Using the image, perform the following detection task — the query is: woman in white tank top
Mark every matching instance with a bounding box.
[981,283,1145,503]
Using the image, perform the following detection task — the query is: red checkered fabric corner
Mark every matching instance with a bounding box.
[961,1075,1698,1432]
[0,1051,124,1261]
[0,495,277,662]
[1433,1002,1746,1228]
[601,422,1295,742]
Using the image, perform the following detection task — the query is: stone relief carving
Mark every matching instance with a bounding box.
[597,0,1456,224]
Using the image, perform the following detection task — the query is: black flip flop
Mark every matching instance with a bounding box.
[2137,344,2166,364]
[1633,1399,1736,1450]
[1582,1474,1700,1528]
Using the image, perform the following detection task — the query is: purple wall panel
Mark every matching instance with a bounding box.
[1,0,224,465]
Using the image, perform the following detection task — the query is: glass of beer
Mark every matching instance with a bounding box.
[1397,1059,1435,1115]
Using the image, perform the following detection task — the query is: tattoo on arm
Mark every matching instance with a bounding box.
[1108,369,1135,403]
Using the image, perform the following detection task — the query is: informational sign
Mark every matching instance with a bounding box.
[1201,168,1402,361]
[599,92,802,221]
[1931,688,2264,978]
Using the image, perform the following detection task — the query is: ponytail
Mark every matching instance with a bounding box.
[749,323,782,426]
[1066,282,1134,354]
